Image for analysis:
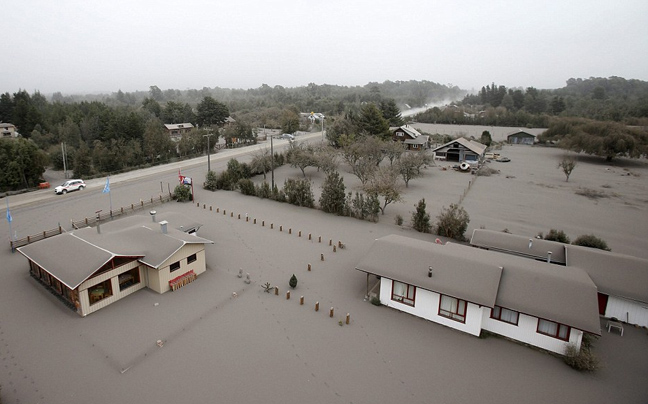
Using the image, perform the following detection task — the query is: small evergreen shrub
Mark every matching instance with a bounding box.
[289,274,298,289]
[370,296,382,306]
[395,214,403,226]
[544,229,570,244]
[564,344,600,372]
[238,179,256,196]
[173,184,192,202]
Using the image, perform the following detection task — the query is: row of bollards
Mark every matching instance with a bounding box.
[197,204,345,253]
[272,286,350,325]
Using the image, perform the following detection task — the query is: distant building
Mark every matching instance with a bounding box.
[432,137,486,162]
[17,213,213,317]
[1,123,20,139]
[164,123,195,141]
[391,125,429,150]
[507,130,536,145]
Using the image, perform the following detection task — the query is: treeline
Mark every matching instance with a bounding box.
[413,77,648,127]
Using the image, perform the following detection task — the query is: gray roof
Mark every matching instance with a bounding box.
[17,213,213,290]
[470,229,567,264]
[471,229,648,305]
[403,135,429,145]
[356,235,503,307]
[394,125,423,139]
[565,245,648,304]
[164,123,194,130]
[432,137,487,155]
[506,130,536,138]
[356,235,601,334]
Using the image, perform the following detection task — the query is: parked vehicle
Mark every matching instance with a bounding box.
[54,179,86,194]
[496,157,511,163]
[280,133,295,140]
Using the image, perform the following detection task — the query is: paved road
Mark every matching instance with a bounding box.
[1,131,323,238]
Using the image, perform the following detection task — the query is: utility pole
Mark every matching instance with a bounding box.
[270,135,274,190]
[203,132,214,172]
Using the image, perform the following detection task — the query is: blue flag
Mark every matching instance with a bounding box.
[102,177,110,194]
[6,209,11,223]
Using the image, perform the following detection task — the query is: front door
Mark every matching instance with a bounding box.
[597,293,609,315]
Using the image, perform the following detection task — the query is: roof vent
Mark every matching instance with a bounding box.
[428,266,433,278]
[547,251,552,264]
[528,239,533,249]
[150,210,157,222]
[160,220,168,234]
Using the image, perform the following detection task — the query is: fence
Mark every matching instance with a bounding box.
[10,193,173,251]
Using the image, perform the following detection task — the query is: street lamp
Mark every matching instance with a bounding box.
[203,132,215,172]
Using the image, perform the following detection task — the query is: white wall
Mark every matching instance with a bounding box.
[78,261,145,317]
[481,309,583,355]
[605,296,648,328]
[379,278,483,336]
[153,244,206,294]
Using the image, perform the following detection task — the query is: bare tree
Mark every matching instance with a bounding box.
[382,141,406,166]
[364,166,403,215]
[397,151,432,187]
[250,147,272,180]
[558,155,577,182]
[287,142,317,177]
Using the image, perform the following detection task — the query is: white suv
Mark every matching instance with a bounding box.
[54,179,86,195]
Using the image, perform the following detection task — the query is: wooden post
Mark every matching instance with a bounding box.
[274,287,279,295]
[231,212,233,217]
[280,225,282,232]
[262,220,265,227]
[320,253,324,261]
[318,235,321,243]
[315,302,319,311]
[271,223,274,229]
[308,263,311,271]
[209,206,212,211]
[300,296,304,305]
[329,239,332,246]
[329,307,334,318]
[298,230,301,237]
[333,245,337,252]
[308,233,311,240]
[217,207,220,212]
[286,291,290,300]
[289,228,291,234]
[346,313,350,325]
[223,210,226,215]
[253,218,256,224]
[238,213,240,219]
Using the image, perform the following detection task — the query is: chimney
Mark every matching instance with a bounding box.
[547,251,552,263]
[160,220,168,234]
[150,210,157,222]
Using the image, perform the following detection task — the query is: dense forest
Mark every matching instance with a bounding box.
[0,77,647,192]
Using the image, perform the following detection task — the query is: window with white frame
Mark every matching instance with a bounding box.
[391,281,416,306]
[491,306,519,325]
[537,319,570,341]
[438,294,467,323]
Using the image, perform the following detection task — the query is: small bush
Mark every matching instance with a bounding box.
[204,170,218,191]
[238,179,256,196]
[575,187,607,199]
[436,204,470,241]
[394,214,403,226]
[173,184,192,202]
[476,166,499,176]
[563,344,600,372]
[573,234,611,251]
[256,181,271,199]
[370,296,382,306]
[289,274,298,289]
[544,229,570,244]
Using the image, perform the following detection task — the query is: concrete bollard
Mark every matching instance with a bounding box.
[245,273,251,284]
[330,307,334,318]
[286,291,290,300]
[315,302,319,311]
[308,263,311,271]
[346,313,350,325]
[320,253,324,261]
[300,296,304,305]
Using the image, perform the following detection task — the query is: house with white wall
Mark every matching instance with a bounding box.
[470,229,648,328]
[355,235,601,355]
[17,213,213,317]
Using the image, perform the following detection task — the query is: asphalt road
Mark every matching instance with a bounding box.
[2,131,323,239]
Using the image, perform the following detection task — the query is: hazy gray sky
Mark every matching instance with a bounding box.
[4,0,648,95]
